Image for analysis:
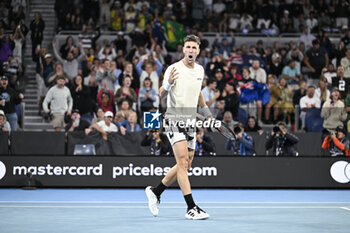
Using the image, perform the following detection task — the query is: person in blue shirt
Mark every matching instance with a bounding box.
[225,123,255,156]
[117,111,141,135]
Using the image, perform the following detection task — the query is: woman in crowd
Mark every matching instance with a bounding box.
[245,116,263,135]
[114,75,137,110]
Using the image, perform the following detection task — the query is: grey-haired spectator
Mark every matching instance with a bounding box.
[43,75,73,131]
[0,76,23,131]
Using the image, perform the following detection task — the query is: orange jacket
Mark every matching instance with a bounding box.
[322,136,349,156]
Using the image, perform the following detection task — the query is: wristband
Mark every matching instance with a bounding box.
[203,106,212,119]
[164,82,172,91]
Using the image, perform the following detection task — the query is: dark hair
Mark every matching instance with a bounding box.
[207,78,217,85]
[184,34,200,46]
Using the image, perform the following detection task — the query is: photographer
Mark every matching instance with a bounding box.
[322,126,349,156]
[265,122,299,156]
[225,123,255,156]
[141,129,171,156]
[195,127,216,156]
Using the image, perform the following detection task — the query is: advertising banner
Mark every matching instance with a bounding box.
[0,156,349,188]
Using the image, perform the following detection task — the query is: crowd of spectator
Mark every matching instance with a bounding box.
[54,0,350,35]
[0,0,349,156]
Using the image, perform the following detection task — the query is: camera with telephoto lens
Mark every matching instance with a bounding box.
[273,126,282,138]
[323,128,335,136]
[233,126,242,135]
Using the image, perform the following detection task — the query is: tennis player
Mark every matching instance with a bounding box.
[145,35,212,220]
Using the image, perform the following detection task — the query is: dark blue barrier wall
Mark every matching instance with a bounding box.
[0,132,8,155]
[6,131,350,156]
[11,132,66,155]
[0,156,349,188]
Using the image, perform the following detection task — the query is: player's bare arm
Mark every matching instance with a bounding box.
[159,67,179,97]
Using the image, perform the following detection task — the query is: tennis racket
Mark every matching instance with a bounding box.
[196,114,237,141]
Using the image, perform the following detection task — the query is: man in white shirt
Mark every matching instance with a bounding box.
[201,78,220,117]
[90,111,118,140]
[299,86,321,129]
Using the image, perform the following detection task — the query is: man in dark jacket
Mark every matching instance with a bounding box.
[195,127,216,156]
[226,123,255,156]
[141,129,171,156]
[30,12,45,60]
[265,121,299,156]
[0,76,24,131]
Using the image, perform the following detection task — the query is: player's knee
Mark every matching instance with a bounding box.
[178,158,189,171]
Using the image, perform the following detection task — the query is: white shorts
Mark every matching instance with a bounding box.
[166,131,196,150]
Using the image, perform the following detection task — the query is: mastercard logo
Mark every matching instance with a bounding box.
[330,161,350,184]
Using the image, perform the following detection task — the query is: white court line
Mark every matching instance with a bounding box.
[340,207,350,211]
[1,201,350,204]
[0,205,344,209]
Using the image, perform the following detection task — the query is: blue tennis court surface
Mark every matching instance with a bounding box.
[0,189,349,233]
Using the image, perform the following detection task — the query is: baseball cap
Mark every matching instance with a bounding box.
[44,53,52,59]
[104,111,114,118]
[117,31,124,36]
[144,77,151,81]
[0,110,4,116]
[72,109,80,114]
[213,51,220,56]
[284,10,289,14]
[215,68,223,74]
[222,36,228,41]
[0,76,8,81]
[272,53,280,59]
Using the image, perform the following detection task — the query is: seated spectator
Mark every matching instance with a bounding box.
[43,75,73,131]
[117,111,141,135]
[96,59,117,93]
[141,129,171,156]
[139,77,158,112]
[249,59,266,123]
[97,88,115,114]
[0,110,11,132]
[282,59,302,88]
[65,109,91,133]
[226,65,242,86]
[195,127,216,156]
[299,86,321,130]
[269,53,283,78]
[114,99,133,123]
[321,88,347,132]
[225,123,255,156]
[90,111,118,140]
[278,77,294,124]
[315,78,330,105]
[0,76,24,131]
[245,116,263,135]
[265,75,280,124]
[222,111,237,131]
[114,75,137,110]
[92,107,104,124]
